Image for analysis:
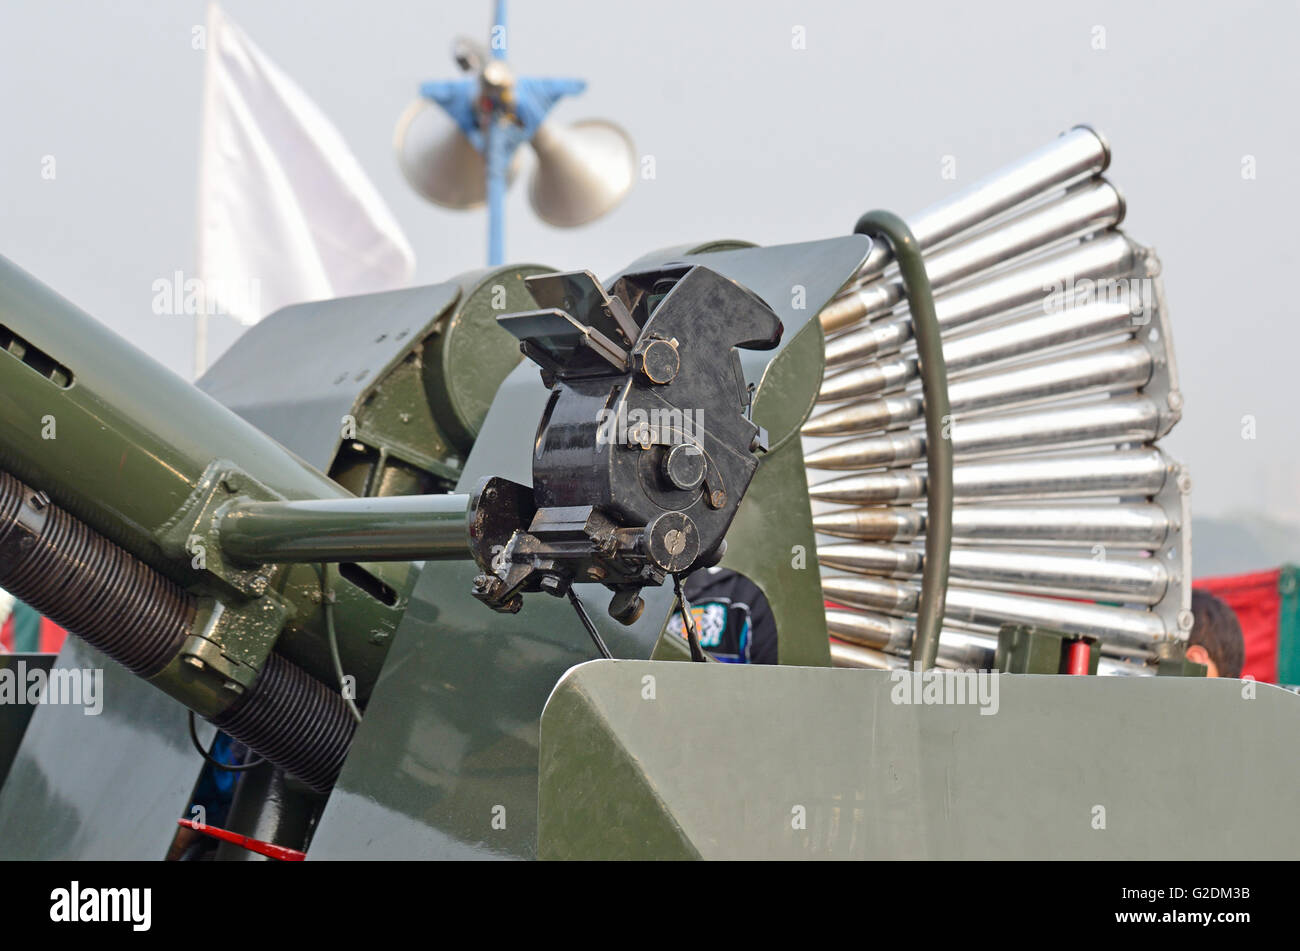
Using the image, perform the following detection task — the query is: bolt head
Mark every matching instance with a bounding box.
[609,590,645,625]
[636,339,680,384]
[661,444,705,491]
[539,575,567,597]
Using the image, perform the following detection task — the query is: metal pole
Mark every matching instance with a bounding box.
[219,494,473,564]
[493,0,508,58]
[486,0,509,266]
[487,119,507,266]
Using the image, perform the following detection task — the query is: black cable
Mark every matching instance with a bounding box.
[316,563,363,724]
[567,588,613,658]
[187,710,267,772]
[672,573,708,663]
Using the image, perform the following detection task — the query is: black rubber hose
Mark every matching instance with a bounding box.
[851,211,952,670]
[0,467,355,792]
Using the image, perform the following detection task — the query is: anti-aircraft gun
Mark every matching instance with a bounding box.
[1,127,1297,860]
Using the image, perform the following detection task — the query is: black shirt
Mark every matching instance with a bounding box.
[666,568,779,664]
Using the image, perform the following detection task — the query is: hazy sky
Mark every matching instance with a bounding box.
[1,0,1297,523]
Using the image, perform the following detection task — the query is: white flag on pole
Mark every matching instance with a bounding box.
[196,2,415,341]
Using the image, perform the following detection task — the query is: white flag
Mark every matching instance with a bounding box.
[197,3,415,330]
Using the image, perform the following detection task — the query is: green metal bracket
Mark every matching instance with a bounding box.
[155,460,282,600]
[177,593,294,696]
[1156,647,1207,678]
[995,624,1101,675]
[152,458,417,701]
[335,264,559,495]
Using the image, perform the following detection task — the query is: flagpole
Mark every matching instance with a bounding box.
[193,2,218,380]
[485,0,508,266]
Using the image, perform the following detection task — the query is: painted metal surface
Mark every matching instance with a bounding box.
[197,280,462,474]
[425,266,554,455]
[612,236,872,450]
[538,659,1300,859]
[717,422,830,667]
[0,639,204,859]
[309,239,869,856]
[219,493,471,563]
[622,237,870,666]
[0,239,866,859]
[0,654,54,789]
[0,254,352,577]
[0,256,416,698]
[306,361,675,859]
[199,266,550,494]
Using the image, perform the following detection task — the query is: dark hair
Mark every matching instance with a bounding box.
[1190,589,1245,678]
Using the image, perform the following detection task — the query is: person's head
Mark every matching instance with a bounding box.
[1187,589,1245,678]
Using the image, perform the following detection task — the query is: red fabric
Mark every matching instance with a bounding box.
[0,615,66,654]
[38,618,67,653]
[1194,569,1279,684]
